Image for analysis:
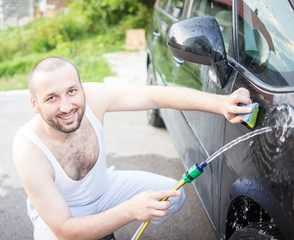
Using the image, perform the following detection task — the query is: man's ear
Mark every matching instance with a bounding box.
[30,96,40,114]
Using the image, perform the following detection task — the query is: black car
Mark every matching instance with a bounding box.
[146,0,294,239]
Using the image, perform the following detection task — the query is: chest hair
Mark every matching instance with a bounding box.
[47,119,99,181]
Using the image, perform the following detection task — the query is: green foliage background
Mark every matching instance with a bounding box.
[0,0,155,90]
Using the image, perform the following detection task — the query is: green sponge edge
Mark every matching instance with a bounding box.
[247,105,259,128]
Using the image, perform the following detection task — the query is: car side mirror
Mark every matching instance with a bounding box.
[167,16,230,88]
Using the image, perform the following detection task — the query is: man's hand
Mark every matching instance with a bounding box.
[127,190,181,222]
[222,88,252,124]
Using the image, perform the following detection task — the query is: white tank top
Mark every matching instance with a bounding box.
[18,105,108,217]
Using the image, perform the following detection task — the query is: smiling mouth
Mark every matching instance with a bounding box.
[57,109,77,121]
[60,113,74,120]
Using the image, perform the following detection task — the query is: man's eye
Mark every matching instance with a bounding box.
[47,96,55,101]
[69,89,77,95]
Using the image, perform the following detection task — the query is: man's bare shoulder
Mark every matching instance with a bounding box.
[83,82,144,114]
[12,117,53,176]
[13,115,39,148]
[83,82,112,102]
[83,82,114,121]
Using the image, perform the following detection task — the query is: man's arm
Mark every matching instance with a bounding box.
[13,135,180,240]
[84,83,252,124]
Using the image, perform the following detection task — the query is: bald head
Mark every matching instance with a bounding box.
[29,57,81,97]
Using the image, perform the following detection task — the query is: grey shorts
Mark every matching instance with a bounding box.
[27,169,186,239]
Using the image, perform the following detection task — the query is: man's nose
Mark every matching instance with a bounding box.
[59,97,72,113]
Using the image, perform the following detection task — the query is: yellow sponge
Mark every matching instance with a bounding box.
[238,103,259,128]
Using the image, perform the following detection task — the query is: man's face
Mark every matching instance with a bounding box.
[32,64,86,134]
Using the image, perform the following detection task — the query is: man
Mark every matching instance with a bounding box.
[12,57,252,240]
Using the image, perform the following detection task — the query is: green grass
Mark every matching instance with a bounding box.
[0,33,126,91]
[0,73,28,90]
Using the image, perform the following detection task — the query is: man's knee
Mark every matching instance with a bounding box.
[172,187,186,213]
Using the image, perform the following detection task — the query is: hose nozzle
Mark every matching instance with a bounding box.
[182,161,207,183]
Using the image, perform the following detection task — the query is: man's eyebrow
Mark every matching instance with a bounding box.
[68,84,79,89]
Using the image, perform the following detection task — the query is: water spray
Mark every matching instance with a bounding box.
[131,101,273,240]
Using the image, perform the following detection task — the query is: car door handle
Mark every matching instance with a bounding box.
[173,56,184,65]
[153,31,160,38]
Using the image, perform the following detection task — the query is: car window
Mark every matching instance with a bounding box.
[166,0,185,19]
[191,0,233,55]
[157,0,168,9]
[238,0,294,87]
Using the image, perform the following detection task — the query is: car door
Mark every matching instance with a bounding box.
[220,0,294,238]
[171,0,234,230]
